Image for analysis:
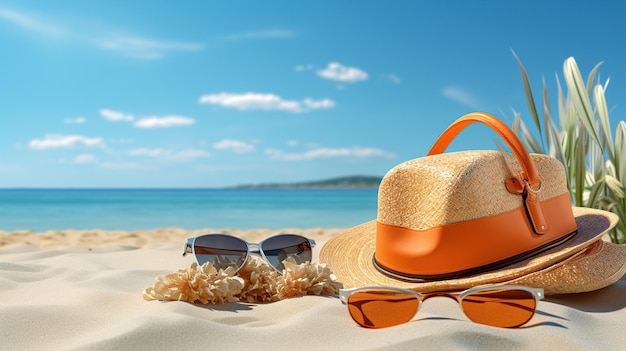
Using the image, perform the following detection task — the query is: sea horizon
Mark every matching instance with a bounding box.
[0,188,378,232]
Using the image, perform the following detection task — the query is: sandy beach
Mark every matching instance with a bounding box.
[0,227,345,249]
[1,228,625,351]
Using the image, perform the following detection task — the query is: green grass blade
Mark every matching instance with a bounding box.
[574,125,586,206]
[556,74,568,130]
[605,200,626,243]
[586,61,604,93]
[606,174,625,199]
[545,109,566,163]
[519,118,544,154]
[615,121,626,184]
[588,137,603,181]
[563,57,602,147]
[512,111,522,134]
[594,84,615,159]
[513,50,542,135]
[541,78,551,151]
[605,159,617,178]
[586,179,604,207]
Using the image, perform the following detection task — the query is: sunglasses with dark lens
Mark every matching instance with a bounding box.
[183,234,316,272]
[340,285,544,329]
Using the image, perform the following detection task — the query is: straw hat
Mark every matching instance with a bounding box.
[320,113,626,295]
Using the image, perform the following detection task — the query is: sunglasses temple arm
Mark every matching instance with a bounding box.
[182,239,193,257]
[338,290,351,305]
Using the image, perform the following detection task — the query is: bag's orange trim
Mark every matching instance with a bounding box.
[375,193,577,277]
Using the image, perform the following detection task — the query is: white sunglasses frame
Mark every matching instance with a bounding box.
[183,233,316,273]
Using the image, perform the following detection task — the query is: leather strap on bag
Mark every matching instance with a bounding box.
[427,112,548,234]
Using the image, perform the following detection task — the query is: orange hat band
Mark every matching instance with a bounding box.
[374,192,578,280]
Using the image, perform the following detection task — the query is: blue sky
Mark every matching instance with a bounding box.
[1,1,625,188]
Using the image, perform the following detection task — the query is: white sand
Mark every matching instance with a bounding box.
[1,229,625,350]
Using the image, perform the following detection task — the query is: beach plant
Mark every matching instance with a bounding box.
[510,54,626,244]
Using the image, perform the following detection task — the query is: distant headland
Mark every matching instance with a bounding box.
[232,175,382,189]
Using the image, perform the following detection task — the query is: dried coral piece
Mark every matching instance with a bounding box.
[143,262,244,304]
[236,255,280,303]
[276,257,339,299]
[144,255,340,304]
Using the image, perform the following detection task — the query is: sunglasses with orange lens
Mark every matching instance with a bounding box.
[339,285,544,329]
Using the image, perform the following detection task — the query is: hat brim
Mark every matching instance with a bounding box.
[319,207,626,295]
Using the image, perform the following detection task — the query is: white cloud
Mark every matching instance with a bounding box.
[382,73,401,84]
[128,148,165,158]
[219,29,296,41]
[64,117,86,124]
[109,138,134,144]
[101,161,144,170]
[133,115,195,128]
[93,36,204,60]
[129,148,210,162]
[287,140,298,147]
[317,62,368,83]
[0,8,67,37]
[73,153,98,164]
[29,135,106,150]
[100,110,194,128]
[199,92,335,113]
[100,109,134,122]
[302,98,335,110]
[0,8,204,59]
[213,139,255,153]
[442,87,479,108]
[175,149,211,160]
[295,64,315,72]
[265,146,395,161]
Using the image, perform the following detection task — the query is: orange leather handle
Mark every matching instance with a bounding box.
[429,112,547,234]
[428,112,541,188]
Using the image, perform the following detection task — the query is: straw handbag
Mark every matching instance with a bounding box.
[371,113,579,279]
[319,111,624,296]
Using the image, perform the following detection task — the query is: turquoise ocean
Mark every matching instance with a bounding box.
[0,189,378,232]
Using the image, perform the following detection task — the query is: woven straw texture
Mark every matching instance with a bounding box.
[378,150,567,229]
[510,239,626,295]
